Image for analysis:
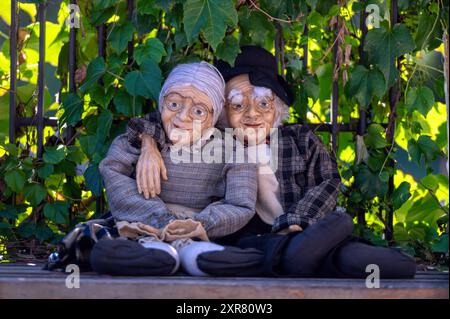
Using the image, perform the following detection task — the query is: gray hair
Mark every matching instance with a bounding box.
[158,62,225,124]
[216,88,290,130]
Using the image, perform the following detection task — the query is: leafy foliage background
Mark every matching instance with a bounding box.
[0,0,448,266]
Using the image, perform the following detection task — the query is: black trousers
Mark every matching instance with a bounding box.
[217,212,416,278]
[317,238,417,279]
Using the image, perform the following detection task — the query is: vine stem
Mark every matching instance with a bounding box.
[247,0,293,24]
[106,70,124,81]
[106,3,121,41]
[379,121,396,177]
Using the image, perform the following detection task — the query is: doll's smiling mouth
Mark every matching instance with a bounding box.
[173,123,192,131]
[242,123,263,128]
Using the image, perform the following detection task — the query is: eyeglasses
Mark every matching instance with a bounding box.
[163,97,212,123]
[226,97,275,114]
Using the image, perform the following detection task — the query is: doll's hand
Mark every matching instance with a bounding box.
[161,219,209,242]
[136,134,168,199]
[277,224,303,235]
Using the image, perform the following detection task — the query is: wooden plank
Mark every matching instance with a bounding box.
[0,276,448,299]
[0,264,447,299]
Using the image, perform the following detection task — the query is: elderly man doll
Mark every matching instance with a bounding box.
[127,47,416,278]
[93,61,264,276]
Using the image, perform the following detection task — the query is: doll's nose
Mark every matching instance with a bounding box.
[176,105,191,122]
[244,103,260,119]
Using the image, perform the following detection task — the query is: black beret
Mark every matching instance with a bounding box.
[215,45,294,105]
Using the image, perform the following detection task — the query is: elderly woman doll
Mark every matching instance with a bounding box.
[129,46,417,279]
[93,62,261,276]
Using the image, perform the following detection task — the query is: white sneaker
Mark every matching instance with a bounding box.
[138,237,180,275]
[177,241,225,276]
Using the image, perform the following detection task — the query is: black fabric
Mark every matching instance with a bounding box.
[197,246,265,277]
[318,238,417,279]
[280,211,354,277]
[90,239,177,276]
[215,45,294,105]
[216,214,272,246]
[232,211,354,277]
[235,233,293,276]
[43,214,118,272]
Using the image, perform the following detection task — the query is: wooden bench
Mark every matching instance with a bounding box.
[0,263,448,299]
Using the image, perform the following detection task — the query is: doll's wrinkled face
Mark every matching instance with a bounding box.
[161,85,214,146]
[225,74,276,145]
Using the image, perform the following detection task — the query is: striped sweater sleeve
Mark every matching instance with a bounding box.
[99,134,176,228]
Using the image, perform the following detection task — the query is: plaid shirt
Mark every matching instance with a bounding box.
[127,111,341,233]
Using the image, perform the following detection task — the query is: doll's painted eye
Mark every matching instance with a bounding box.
[167,102,180,110]
[258,100,270,109]
[231,104,244,111]
[191,106,208,119]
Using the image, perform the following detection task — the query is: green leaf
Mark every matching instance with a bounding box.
[96,110,113,144]
[346,65,386,107]
[0,206,23,219]
[183,0,238,50]
[407,139,421,164]
[215,35,241,66]
[43,145,66,165]
[417,135,441,162]
[364,23,415,87]
[22,157,34,171]
[18,222,35,238]
[4,144,18,157]
[84,164,103,196]
[36,163,54,179]
[44,174,65,191]
[113,90,144,116]
[432,234,449,253]
[364,124,387,149]
[367,156,382,172]
[24,183,47,206]
[355,165,388,199]
[302,74,320,102]
[79,57,107,92]
[421,174,439,191]
[392,181,411,211]
[379,171,389,183]
[66,146,86,164]
[55,160,77,177]
[35,222,54,241]
[91,6,116,26]
[137,0,159,15]
[415,12,442,51]
[133,37,167,65]
[406,194,444,225]
[238,8,275,47]
[60,93,83,126]
[89,83,115,109]
[109,21,135,54]
[349,191,363,204]
[44,201,69,224]
[93,0,121,10]
[124,59,162,100]
[405,86,435,116]
[79,135,98,159]
[63,180,82,200]
[4,169,26,193]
